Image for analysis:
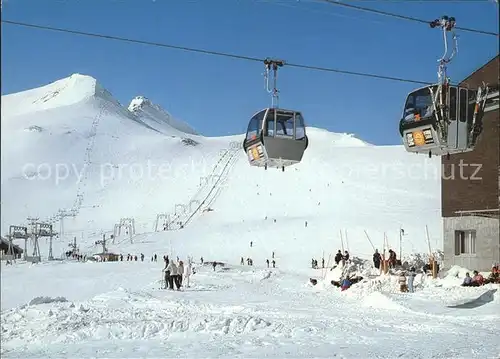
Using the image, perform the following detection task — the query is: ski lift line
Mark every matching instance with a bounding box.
[319,0,499,37]
[183,150,239,227]
[2,19,433,86]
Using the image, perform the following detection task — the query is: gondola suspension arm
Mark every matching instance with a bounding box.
[263,58,285,108]
[430,16,457,85]
[429,16,458,138]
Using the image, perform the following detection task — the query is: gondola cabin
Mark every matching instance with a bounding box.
[399,84,478,158]
[243,108,308,171]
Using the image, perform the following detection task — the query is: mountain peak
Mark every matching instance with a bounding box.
[127,95,198,136]
[128,96,151,112]
[1,73,112,118]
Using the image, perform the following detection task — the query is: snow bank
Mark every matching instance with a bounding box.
[1,289,272,347]
[401,250,444,270]
[359,291,407,311]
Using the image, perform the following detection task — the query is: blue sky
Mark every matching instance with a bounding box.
[2,0,498,144]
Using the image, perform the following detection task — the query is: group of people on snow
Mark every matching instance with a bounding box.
[162,256,193,290]
[65,251,86,261]
[330,274,364,291]
[311,258,325,269]
[372,249,398,270]
[334,250,349,266]
[398,268,417,292]
[242,257,254,266]
[462,266,500,287]
[125,253,146,261]
[266,258,276,268]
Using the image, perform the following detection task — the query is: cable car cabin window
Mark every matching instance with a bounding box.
[246,111,265,141]
[295,113,305,140]
[459,88,467,122]
[266,112,294,138]
[403,87,434,122]
[448,87,457,121]
[277,113,294,137]
[467,90,476,124]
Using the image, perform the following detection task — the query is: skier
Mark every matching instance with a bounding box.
[266,259,269,268]
[272,259,275,268]
[272,251,275,259]
[250,241,253,247]
[177,260,184,287]
[241,257,244,265]
[154,254,157,262]
[200,256,204,264]
[322,258,325,268]
[212,261,217,271]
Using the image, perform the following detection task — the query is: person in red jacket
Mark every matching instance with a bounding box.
[472,270,484,286]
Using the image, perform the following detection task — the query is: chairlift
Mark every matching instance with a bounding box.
[243,58,309,171]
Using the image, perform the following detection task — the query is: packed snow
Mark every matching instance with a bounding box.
[1,74,499,358]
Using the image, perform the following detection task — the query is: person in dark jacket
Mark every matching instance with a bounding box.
[388,249,396,268]
[373,249,381,269]
[334,250,342,265]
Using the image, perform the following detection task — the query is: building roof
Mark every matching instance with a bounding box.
[0,236,24,253]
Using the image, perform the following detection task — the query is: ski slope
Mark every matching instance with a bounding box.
[1,74,230,233]
[2,259,499,358]
[1,73,442,256]
[4,74,496,359]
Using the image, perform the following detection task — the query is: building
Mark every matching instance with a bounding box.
[442,55,499,271]
[0,236,24,259]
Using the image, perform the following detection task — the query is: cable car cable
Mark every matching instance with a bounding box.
[2,19,432,85]
[319,0,499,37]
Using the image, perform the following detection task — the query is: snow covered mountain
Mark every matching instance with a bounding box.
[4,74,498,359]
[1,73,221,233]
[128,95,198,136]
[1,73,441,258]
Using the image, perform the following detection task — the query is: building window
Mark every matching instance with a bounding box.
[454,230,476,255]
